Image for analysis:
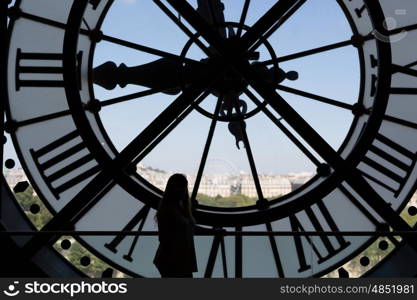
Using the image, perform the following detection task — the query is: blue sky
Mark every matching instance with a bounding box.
[4,0,361,177]
[94,0,360,175]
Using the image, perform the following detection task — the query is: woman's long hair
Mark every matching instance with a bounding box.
[155,173,195,223]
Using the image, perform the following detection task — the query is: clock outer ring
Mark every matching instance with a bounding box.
[16,0,395,278]
[3,0,391,226]
[4,0,410,278]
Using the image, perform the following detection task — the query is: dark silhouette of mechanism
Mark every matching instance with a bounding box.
[93,0,298,148]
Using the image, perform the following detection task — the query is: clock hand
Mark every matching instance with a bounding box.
[221,92,247,149]
[197,0,226,39]
[93,58,206,94]
[93,58,296,95]
[251,63,298,83]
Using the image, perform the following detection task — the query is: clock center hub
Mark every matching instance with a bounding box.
[179,22,299,123]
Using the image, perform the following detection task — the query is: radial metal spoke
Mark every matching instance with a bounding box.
[239,0,301,51]
[236,0,251,38]
[260,39,356,65]
[250,0,307,51]
[276,85,354,110]
[152,0,212,57]
[132,88,214,165]
[101,34,200,65]
[11,88,190,127]
[405,60,417,69]
[191,96,223,202]
[165,0,224,59]
[244,89,321,167]
[100,87,169,107]
[233,100,265,201]
[388,23,417,35]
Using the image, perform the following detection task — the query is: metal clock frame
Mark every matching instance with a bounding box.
[1,0,417,278]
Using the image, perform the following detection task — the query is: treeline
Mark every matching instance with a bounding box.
[197,193,257,207]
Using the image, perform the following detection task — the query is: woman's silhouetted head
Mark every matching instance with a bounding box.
[164,173,189,206]
[156,174,195,223]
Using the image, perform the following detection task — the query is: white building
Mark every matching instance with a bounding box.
[4,168,27,187]
[240,174,292,198]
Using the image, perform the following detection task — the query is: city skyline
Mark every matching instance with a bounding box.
[5,164,314,200]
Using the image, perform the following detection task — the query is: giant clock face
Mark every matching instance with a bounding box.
[4,0,417,277]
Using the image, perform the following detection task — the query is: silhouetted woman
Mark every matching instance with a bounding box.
[153,174,197,278]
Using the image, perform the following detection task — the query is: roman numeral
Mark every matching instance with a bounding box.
[289,200,350,272]
[392,64,417,78]
[370,55,378,68]
[30,130,101,199]
[347,0,366,18]
[382,114,417,130]
[355,5,366,18]
[391,88,417,95]
[390,63,417,94]
[266,222,285,277]
[15,49,83,91]
[89,0,101,9]
[104,205,150,262]
[370,74,377,97]
[235,226,242,278]
[204,230,228,278]
[359,133,417,196]
[347,1,366,18]
[381,62,417,128]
